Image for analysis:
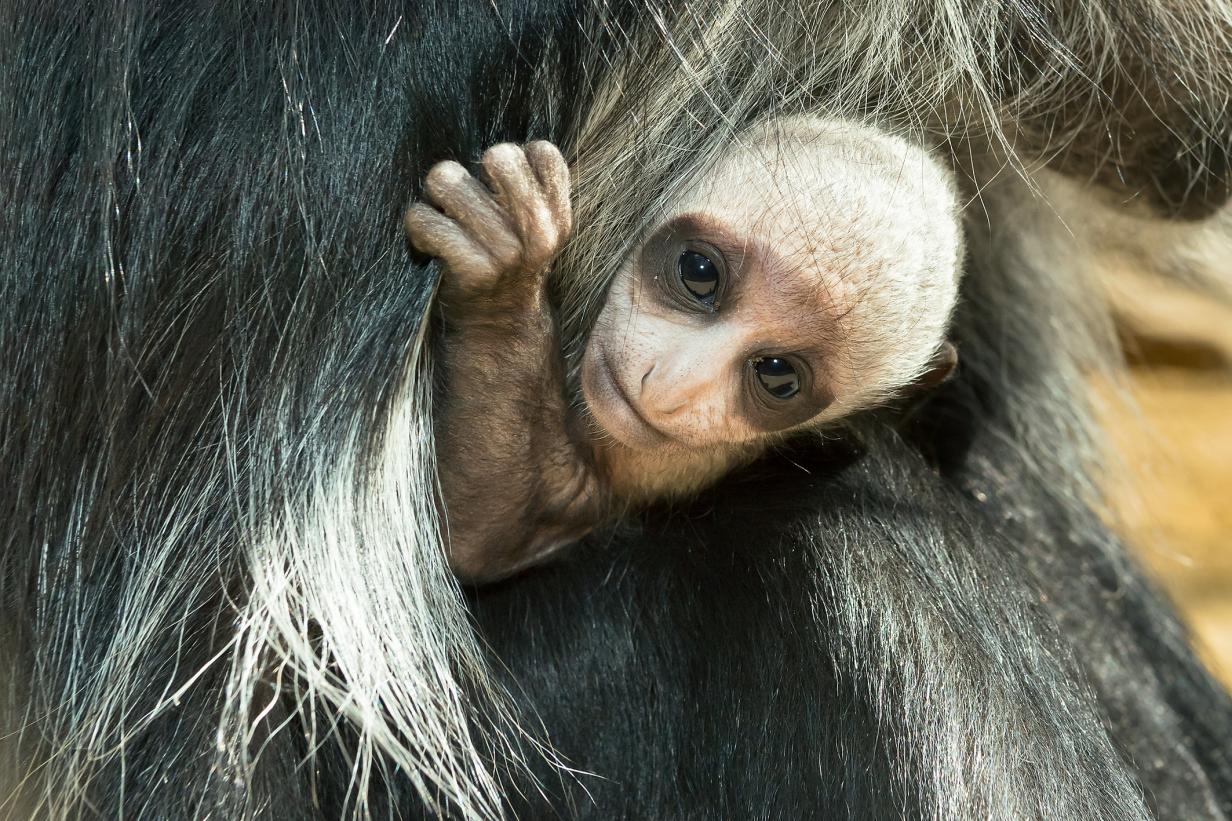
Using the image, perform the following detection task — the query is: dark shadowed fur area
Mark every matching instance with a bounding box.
[446,218,1232,819]
[2,1,1231,819]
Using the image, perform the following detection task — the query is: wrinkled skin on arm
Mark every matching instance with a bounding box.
[406,142,604,582]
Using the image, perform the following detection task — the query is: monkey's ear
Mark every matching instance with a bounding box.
[912,341,958,391]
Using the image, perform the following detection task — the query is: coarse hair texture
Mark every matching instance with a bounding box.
[553,0,1232,353]
[0,1,1230,819]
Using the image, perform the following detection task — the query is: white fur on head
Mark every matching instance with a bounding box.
[686,116,964,420]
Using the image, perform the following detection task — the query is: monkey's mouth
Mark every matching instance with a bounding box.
[583,348,672,450]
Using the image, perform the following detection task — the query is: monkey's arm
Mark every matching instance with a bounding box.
[406,142,603,582]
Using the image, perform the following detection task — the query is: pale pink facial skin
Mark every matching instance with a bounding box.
[579,118,963,498]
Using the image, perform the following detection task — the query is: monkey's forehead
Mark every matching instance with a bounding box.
[686,130,959,231]
[735,116,952,185]
[678,155,963,278]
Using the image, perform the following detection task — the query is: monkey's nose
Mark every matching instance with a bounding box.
[640,364,682,416]
[641,364,703,418]
[640,362,655,390]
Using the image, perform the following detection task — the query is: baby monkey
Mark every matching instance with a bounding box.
[406,118,962,581]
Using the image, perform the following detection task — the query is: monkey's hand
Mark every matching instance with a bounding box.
[404,141,572,310]
[404,142,599,584]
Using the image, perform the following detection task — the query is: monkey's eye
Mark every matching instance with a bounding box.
[752,357,800,399]
[677,250,720,306]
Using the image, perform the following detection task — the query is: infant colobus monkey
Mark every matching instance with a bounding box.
[406,117,963,581]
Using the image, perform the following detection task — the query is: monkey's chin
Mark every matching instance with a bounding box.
[579,349,672,452]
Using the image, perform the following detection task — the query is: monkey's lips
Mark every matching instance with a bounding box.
[581,348,672,450]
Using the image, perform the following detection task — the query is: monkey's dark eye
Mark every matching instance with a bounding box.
[753,357,800,399]
[678,250,719,305]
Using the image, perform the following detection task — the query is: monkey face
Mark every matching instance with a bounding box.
[579,118,964,454]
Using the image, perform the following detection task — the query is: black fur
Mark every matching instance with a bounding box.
[2,1,1230,818]
[441,219,1232,819]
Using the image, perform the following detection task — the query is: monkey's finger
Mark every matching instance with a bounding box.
[404,204,501,285]
[422,160,522,269]
[524,140,573,237]
[480,144,558,267]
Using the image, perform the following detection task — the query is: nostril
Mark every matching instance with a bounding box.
[640,363,655,392]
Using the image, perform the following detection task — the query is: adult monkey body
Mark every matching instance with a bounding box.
[2,3,1232,821]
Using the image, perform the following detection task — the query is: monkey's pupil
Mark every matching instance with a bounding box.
[754,357,800,399]
[678,250,719,302]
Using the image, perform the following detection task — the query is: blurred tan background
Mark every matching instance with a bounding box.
[1101,269,1232,687]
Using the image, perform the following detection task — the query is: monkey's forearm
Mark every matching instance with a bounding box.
[405,140,582,580]
[434,302,603,581]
